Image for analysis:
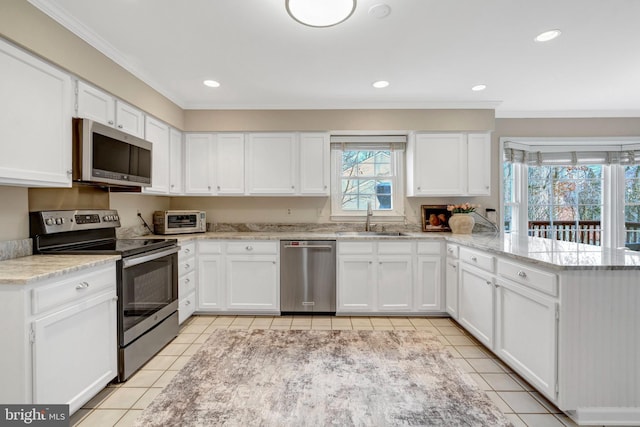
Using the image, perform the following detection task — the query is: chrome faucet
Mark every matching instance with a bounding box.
[365,201,373,231]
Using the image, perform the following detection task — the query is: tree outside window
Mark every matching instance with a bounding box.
[340,150,393,211]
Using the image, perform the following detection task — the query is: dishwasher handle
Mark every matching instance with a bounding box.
[283,244,334,249]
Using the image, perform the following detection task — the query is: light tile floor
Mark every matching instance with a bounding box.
[71,315,580,427]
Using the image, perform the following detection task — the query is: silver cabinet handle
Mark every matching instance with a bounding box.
[108,120,114,125]
[117,124,123,129]
[246,246,253,251]
[486,281,492,286]
[185,263,190,269]
[76,281,90,290]
[185,278,190,284]
[471,256,478,262]
[185,300,191,306]
[185,248,191,254]
[517,270,527,278]
[448,248,454,253]
[208,186,211,190]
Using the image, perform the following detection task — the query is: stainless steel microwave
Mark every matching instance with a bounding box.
[72,117,152,188]
[153,211,206,235]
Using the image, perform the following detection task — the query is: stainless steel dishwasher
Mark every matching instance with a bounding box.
[280,240,336,314]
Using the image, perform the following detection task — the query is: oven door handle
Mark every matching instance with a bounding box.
[122,246,179,268]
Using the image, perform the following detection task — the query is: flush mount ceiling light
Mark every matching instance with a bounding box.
[203,80,220,88]
[372,80,390,88]
[286,0,357,28]
[535,29,562,42]
[471,84,487,91]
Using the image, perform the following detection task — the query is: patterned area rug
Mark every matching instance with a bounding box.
[135,329,512,426]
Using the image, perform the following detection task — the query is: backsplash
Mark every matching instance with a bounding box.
[0,238,32,261]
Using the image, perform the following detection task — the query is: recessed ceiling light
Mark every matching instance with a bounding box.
[372,80,390,88]
[203,80,220,88]
[286,0,357,28]
[471,84,487,91]
[535,29,562,42]
[368,4,391,19]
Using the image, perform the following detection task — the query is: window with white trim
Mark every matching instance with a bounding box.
[330,135,405,219]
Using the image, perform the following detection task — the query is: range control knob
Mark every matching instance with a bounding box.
[114,215,119,221]
[45,218,54,226]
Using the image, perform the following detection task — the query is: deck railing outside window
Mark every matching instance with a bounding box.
[528,221,640,248]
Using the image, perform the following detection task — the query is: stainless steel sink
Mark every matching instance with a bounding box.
[335,231,408,237]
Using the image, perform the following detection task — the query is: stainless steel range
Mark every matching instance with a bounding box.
[30,209,179,382]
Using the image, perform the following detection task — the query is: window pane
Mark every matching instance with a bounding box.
[338,149,394,212]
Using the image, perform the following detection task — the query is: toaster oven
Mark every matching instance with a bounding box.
[153,210,206,235]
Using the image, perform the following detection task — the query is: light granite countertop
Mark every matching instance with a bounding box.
[164,231,640,270]
[0,254,121,285]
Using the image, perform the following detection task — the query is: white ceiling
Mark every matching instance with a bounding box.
[29,0,640,117]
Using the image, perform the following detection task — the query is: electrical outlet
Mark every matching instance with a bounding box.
[287,208,292,215]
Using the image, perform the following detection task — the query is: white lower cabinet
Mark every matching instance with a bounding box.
[444,243,460,318]
[0,263,117,415]
[337,240,442,314]
[458,259,495,349]
[495,277,558,400]
[178,242,196,324]
[197,240,279,314]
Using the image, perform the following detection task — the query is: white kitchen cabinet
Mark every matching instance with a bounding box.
[215,133,245,194]
[143,116,170,194]
[197,242,224,311]
[495,277,558,400]
[299,133,330,195]
[415,241,443,312]
[0,38,73,187]
[178,242,196,324]
[185,133,215,194]
[169,128,184,194]
[337,241,417,313]
[76,81,145,138]
[444,243,459,318]
[406,132,491,196]
[247,133,298,194]
[458,250,495,349]
[0,263,117,415]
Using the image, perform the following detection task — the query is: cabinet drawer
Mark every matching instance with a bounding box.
[417,241,441,255]
[179,271,196,296]
[497,259,558,297]
[378,241,413,255]
[338,242,375,254]
[32,264,116,315]
[179,258,195,276]
[460,247,494,273]
[226,241,278,254]
[179,242,195,259]
[179,291,196,325]
[445,243,459,259]
[198,241,223,254]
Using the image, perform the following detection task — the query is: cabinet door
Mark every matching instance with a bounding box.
[197,254,224,310]
[337,256,375,312]
[378,255,413,311]
[496,278,558,400]
[169,128,184,194]
[0,39,72,187]
[115,100,145,138]
[179,291,196,325]
[184,134,214,194]
[144,116,170,194]
[215,133,245,194]
[246,133,297,194]
[76,81,115,126]
[226,256,279,311]
[459,263,494,348]
[445,259,459,318]
[299,133,329,195]
[416,255,442,312]
[467,133,491,195]
[410,133,466,196]
[33,291,117,414]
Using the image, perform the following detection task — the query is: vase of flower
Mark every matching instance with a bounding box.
[447,203,477,234]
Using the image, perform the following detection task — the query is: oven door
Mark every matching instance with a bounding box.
[119,246,178,346]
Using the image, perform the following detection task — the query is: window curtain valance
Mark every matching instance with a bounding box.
[503,140,640,166]
[330,135,407,151]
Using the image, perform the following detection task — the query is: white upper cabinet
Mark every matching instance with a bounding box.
[407,132,491,196]
[169,128,184,194]
[299,133,330,195]
[184,133,215,194]
[0,38,73,187]
[76,81,145,138]
[143,116,170,194]
[215,133,245,195]
[247,133,298,195]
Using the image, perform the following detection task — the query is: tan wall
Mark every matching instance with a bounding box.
[109,193,171,228]
[0,186,29,240]
[184,109,495,132]
[0,0,184,129]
